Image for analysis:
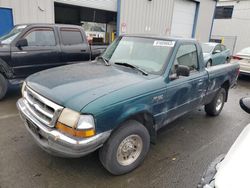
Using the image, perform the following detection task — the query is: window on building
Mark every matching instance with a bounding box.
[60,28,83,45]
[24,28,56,46]
[215,6,234,19]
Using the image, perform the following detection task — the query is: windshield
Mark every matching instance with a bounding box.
[202,43,215,53]
[0,25,27,45]
[102,36,174,74]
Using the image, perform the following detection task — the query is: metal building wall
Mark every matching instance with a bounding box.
[0,0,54,24]
[212,0,250,53]
[119,0,175,36]
[55,0,117,12]
[195,0,216,42]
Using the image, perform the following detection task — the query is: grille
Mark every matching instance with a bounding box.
[23,86,63,127]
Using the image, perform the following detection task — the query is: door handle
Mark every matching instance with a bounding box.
[81,49,86,52]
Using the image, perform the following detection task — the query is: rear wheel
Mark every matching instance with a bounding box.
[205,88,226,116]
[0,74,8,100]
[99,120,150,175]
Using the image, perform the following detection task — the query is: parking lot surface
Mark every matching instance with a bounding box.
[0,77,250,188]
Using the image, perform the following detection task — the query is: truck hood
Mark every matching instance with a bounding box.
[215,123,250,188]
[26,62,146,111]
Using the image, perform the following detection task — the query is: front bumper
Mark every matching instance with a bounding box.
[17,98,111,158]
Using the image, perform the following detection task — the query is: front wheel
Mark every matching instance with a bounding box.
[99,120,150,175]
[205,88,226,116]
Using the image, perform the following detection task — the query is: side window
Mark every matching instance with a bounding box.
[170,44,199,77]
[60,28,83,45]
[213,45,222,53]
[221,45,226,51]
[24,28,56,46]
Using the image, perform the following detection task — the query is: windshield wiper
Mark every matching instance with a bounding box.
[114,62,148,76]
[96,56,111,66]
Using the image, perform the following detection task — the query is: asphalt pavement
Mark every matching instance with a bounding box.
[0,76,249,188]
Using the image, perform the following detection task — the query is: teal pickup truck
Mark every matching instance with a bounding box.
[17,35,239,175]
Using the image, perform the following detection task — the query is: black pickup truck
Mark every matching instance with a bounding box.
[0,24,107,99]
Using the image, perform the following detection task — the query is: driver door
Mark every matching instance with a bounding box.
[11,27,61,78]
[164,43,207,125]
[212,44,224,66]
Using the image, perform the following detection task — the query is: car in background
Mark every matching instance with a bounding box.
[231,47,250,76]
[198,97,250,188]
[202,42,231,67]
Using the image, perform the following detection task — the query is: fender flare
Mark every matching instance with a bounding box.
[115,104,157,143]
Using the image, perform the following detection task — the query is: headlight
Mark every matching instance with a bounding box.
[56,108,95,138]
[21,81,26,96]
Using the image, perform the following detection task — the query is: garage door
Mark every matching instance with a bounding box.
[171,0,197,38]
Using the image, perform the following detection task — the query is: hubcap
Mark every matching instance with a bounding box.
[216,93,224,111]
[116,134,143,166]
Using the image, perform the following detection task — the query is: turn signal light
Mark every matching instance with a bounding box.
[56,122,95,138]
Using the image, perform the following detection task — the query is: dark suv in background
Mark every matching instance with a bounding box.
[0,24,107,99]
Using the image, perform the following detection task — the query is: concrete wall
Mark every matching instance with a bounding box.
[195,0,217,42]
[0,0,54,24]
[212,0,250,53]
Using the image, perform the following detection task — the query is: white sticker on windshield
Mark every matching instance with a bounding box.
[153,40,175,47]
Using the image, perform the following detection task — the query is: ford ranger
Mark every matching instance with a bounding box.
[0,24,107,100]
[17,35,240,175]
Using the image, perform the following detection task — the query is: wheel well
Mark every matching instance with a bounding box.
[131,112,157,143]
[221,80,230,101]
[115,112,157,144]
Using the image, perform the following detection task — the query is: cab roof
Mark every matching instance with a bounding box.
[121,34,197,43]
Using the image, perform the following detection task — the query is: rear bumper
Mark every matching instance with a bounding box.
[17,98,111,158]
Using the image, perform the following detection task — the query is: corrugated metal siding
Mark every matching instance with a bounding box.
[0,0,54,24]
[119,0,174,35]
[55,0,117,12]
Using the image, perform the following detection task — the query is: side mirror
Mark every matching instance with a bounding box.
[16,39,28,48]
[213,50,221,54]
[176,65,190,77]
[240,98,250,114]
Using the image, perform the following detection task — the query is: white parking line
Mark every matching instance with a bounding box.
[0,114,19,120]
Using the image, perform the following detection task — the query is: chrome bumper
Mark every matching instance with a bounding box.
[17,98,111,158]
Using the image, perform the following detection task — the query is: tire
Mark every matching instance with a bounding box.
[206,60,212,67]
[99,120,150,175]
[205,88,226,116]
[0,74,8,100]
